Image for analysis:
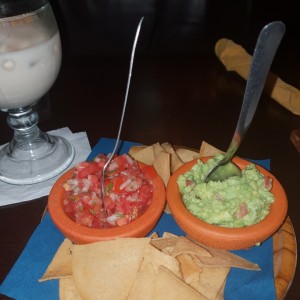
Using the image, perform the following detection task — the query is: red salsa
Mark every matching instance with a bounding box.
[63,154,155,228]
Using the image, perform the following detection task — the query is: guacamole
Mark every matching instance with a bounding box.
[177,154,274,228]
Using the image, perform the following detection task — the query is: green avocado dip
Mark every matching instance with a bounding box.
[177,154,275,228]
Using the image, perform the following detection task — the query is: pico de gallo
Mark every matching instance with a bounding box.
[63,154,156,228]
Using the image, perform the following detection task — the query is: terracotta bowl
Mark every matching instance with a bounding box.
[167,157,288,250]
[48,163,166,244]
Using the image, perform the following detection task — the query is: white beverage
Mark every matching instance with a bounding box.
[0,32,61,110]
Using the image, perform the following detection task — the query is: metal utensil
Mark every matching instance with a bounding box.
[205,21,286,183]
[100,17,144,210]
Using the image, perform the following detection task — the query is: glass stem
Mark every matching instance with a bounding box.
[7,106,38,130]
[6,106,51,155]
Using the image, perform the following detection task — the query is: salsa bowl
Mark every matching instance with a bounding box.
[48,162,166,244]
[166,157,288,250]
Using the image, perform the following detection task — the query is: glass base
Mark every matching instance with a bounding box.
[0,134,75,185]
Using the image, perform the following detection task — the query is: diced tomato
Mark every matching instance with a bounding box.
[112,176,126,193]
[138,184,153,205]
[91,218,102,228]
[186,179,193,186]
[63,199,76,220]
[76,162,101,179]
[104,195,116,210]
[88,174,99,186]
[264,176,272,190]
[76,208,94,227]
[89,198,103,215]
[80,194,92,205]
[92,218,114,228]
[106,154,127,172]
[236,203,248,219]
[72,200,84,213]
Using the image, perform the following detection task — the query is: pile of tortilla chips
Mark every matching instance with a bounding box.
[129,141,224,187]
[129,142,198,187]
[39,233,260,300]
[129,141,224,213]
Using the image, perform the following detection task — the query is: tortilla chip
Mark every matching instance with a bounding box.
[129,145,154,165]
[150,236,178,254]
[143,243,182,278]
[59,277,82,300]
[149,232,159,239]
[38,233,263,300]
[39,238,73,282]
[192,241,260,270]
[175,148,200,163]
[127,261,156,300]
[72,238,150,300]
[171,236,212,258]
[163,232,179,239]
[153,150,171,186]
[128,145,147,156]
[177,252,229,300]
[152,142,165,155]
[154,265,208,300]
[161,142,184,173]
[196,266,230,299]
[199,141,224,157]
[215,279,226,300]
[176,253,202,287]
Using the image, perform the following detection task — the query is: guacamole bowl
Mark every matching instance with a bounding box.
[48,162,166,244]
[166,157,288,250]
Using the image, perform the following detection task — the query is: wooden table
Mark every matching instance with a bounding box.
[0,1,299,299]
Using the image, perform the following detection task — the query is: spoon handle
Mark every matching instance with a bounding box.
[221,21,286,165]
[101,17,144,202]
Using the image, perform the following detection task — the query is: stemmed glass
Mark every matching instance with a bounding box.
[0,0,74,184]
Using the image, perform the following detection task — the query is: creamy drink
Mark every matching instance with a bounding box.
[0,32,61,110]
[0,1,74,185]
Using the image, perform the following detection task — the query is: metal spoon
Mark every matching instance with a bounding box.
[100,17,144,211]
[204,21,286,183]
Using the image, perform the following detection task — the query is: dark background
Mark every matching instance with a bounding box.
[0,0,299,299]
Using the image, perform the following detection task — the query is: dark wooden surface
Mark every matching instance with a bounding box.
[0,1,299,299]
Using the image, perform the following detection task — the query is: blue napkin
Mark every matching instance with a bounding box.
[0,138,276,300]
